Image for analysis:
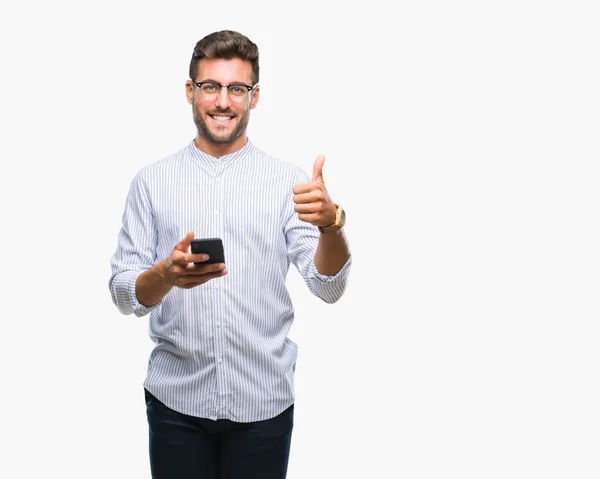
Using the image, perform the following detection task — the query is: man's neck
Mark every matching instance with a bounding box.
[194,134,247,159]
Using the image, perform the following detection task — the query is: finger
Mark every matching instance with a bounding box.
[294,203,320,214]
[180,262,226,275]
[298,213,320,223]
[178,269,228,286]
[183,253,210,264]
[312,155,326,183]
[293,192,321,204]
[171,251,206,266]
[292,183,314,195]
[175,231,194,252]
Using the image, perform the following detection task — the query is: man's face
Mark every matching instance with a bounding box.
[186,58,259,145]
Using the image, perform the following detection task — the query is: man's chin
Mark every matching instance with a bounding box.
[206,127,239,144]
[195,124,234,144]
[208,135,235,144]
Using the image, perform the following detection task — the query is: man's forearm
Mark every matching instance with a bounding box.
[314,230,350,276]
[136,261,173,307]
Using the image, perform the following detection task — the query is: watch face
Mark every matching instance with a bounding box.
[338,207,346,227]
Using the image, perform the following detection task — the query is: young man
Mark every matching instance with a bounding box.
[109,30,351,479]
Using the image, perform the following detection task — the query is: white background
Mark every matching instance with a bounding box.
[1,1,599,478]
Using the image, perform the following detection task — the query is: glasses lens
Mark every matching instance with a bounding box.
[227,85,248,98]
[200,82,220,97]
[227,85,249,100]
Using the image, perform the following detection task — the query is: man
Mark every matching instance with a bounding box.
[109,30,351,479]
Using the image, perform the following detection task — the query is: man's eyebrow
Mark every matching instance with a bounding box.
[196,79,251,85]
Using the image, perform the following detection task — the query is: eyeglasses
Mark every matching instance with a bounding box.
[193,81,257,102]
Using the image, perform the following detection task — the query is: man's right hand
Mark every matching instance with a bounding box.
[154,231,228,290]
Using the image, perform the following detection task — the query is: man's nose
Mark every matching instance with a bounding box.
[215,87,231,109]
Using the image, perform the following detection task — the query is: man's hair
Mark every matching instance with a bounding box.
[189,30,259,85]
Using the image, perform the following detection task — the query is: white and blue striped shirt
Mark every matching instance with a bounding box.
[109,139,351,422]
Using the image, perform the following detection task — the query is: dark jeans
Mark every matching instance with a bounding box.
[145,389,294,479]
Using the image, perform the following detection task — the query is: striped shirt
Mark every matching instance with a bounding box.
[109,139,351,422]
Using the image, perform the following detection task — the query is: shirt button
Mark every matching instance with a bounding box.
[216,322,221,327]
[214,210,219,216]
[218,358,223,364]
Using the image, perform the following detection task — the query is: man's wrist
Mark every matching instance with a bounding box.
[318,203,346,234]
[151,260,169,285]
[319,227,344,236]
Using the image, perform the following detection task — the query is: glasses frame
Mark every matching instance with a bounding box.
[192,81,258,101]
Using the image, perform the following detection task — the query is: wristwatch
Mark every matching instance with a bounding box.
[318,204,346,233]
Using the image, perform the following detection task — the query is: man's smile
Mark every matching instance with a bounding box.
[210,114,234,125]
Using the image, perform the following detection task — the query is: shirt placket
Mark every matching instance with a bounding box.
[212,160,228,418]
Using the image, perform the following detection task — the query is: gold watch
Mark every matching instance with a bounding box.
[318,204,346,233]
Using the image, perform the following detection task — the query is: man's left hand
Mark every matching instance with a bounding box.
[293,155,336,227]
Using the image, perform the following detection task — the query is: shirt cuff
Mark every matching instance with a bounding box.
[124,270,162,317]
[309,253,352,283]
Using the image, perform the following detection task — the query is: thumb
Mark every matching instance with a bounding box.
[175,230,194,252]
[312,155,326,183]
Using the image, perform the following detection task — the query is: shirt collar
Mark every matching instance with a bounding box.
[188,138,254,167]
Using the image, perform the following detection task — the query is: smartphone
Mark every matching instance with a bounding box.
[190,238,225,265]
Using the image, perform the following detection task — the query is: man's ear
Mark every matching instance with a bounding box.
[185,80,194,105]
[250,85,260,109]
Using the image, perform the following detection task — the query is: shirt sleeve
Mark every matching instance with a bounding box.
[284,169,352,304]
[109,171,161,317]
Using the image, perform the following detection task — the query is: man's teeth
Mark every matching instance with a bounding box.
[213,116,232,122]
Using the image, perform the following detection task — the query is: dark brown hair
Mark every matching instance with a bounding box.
[189,30,259,85]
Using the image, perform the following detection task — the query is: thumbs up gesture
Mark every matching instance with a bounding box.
[292,155,337,227]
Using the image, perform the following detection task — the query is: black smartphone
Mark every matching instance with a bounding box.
[190,238,225,265]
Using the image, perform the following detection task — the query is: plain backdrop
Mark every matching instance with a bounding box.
[1,1,599,478]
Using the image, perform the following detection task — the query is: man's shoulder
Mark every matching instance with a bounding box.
[134,144,191,180]
[247,145,307,180]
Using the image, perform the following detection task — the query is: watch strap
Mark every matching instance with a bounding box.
[318,204,343,233]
